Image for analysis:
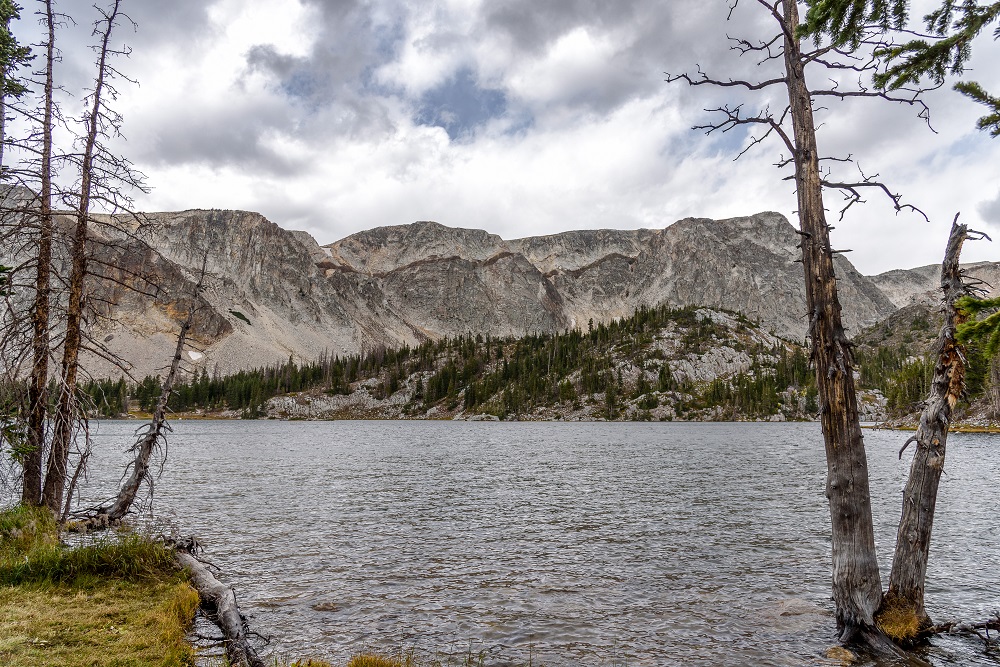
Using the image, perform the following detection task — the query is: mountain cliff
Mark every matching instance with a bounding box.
[87,209,903,378]
[870,261,1000,308]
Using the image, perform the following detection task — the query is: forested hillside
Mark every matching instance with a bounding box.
[71,302,1000,423]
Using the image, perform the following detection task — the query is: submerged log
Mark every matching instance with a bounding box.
[930,613,1000,644]
[174,540,266,667]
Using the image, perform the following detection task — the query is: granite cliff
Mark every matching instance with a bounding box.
[86,209,912,377]
[870,261,1000,308]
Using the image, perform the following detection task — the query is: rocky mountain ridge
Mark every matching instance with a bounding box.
[83,208,994,379]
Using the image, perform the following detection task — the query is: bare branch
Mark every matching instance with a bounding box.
[821,164,930,221]
[665,65,788,91]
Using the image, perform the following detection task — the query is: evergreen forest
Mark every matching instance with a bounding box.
[56,303,997,423]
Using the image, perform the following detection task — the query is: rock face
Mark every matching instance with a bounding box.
[870,261,1000,308]
[88,209,900,377]
[322,212,895,341]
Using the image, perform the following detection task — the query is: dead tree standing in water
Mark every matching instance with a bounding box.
[665,0,974,649]
[881,219,989,640]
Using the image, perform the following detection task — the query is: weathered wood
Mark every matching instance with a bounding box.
[881,220,974,638]
[930,612,1000,644]
[104,308,192,523]
[780,0,883,637]
[70,255,205,531]
[43,1,123,514]
[22,0,57,508]
[175,546,266,667]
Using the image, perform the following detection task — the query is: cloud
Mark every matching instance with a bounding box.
[484,0,641,54]
[6,0,1000,277]
[980,189,1000,224]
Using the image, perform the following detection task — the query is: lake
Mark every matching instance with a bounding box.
[54,421,1000,665]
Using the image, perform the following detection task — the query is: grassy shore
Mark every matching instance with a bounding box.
[865,422,1000,433]
[0,505,199,667]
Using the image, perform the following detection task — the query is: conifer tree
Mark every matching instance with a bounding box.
[805,0,1000,135]
[0,0,30,168]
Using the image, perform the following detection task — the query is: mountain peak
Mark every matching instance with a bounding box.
[83,208,913,378]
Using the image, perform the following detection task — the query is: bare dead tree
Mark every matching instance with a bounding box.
[22,0,57,507]
[42,0,146,513]
[0,0,165,519]
[665,0,939,649]
[70,254,208,529]
[883,219,989,640]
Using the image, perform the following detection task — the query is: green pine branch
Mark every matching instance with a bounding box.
[803,0,910,47]
[874,3,1000,88]
[956,295,1000,356]
[0,0,31,99]
[804,0,1000,136]
[954,80,1000,136]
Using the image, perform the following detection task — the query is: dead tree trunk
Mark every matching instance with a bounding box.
[879,220,979,640]
[104,256,205,523]
[781,0,883,638]
[43,0,122,513]
[104,315,190,522]
[65,254,205,531]
[22,0,57,507]
[175,543,266,667]
[667,0,965,652]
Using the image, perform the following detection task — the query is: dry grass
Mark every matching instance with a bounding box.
[875,598,923,643]
[0,579,199,666]
[345,655,407,667]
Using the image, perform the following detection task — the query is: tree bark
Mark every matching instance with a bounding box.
[43,0,121,513]
[175,546,266,667]
[105,326,187,521]
[781,0,883,637]
[880,220,972,639]
[23,0,56,507]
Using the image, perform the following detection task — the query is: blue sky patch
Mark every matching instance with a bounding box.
[416,67,509,140]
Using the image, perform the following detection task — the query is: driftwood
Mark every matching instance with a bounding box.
[102,304,191,523]
[930,612,1000,644]
[174,539,266,667]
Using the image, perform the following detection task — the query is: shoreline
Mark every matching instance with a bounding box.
[112,411,1000,433]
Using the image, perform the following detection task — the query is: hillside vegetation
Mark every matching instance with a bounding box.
[67,303,999,424]
[70,305,806,421]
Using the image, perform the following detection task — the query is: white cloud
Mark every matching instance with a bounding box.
[6,0,999,276]
[506,27,620,110]
[207,0,321,59]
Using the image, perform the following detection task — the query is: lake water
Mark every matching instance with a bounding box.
[47,422,1000,665]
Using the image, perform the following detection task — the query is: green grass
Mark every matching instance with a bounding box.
[0,505,199,667]
[1,505,178,587]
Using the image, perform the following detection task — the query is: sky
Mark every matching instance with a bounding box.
[8,0,1000,275]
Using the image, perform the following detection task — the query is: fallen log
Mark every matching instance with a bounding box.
[173,539,266,667]
[930,612,1000,645]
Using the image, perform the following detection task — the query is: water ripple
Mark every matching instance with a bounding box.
[57,421,1000,667]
